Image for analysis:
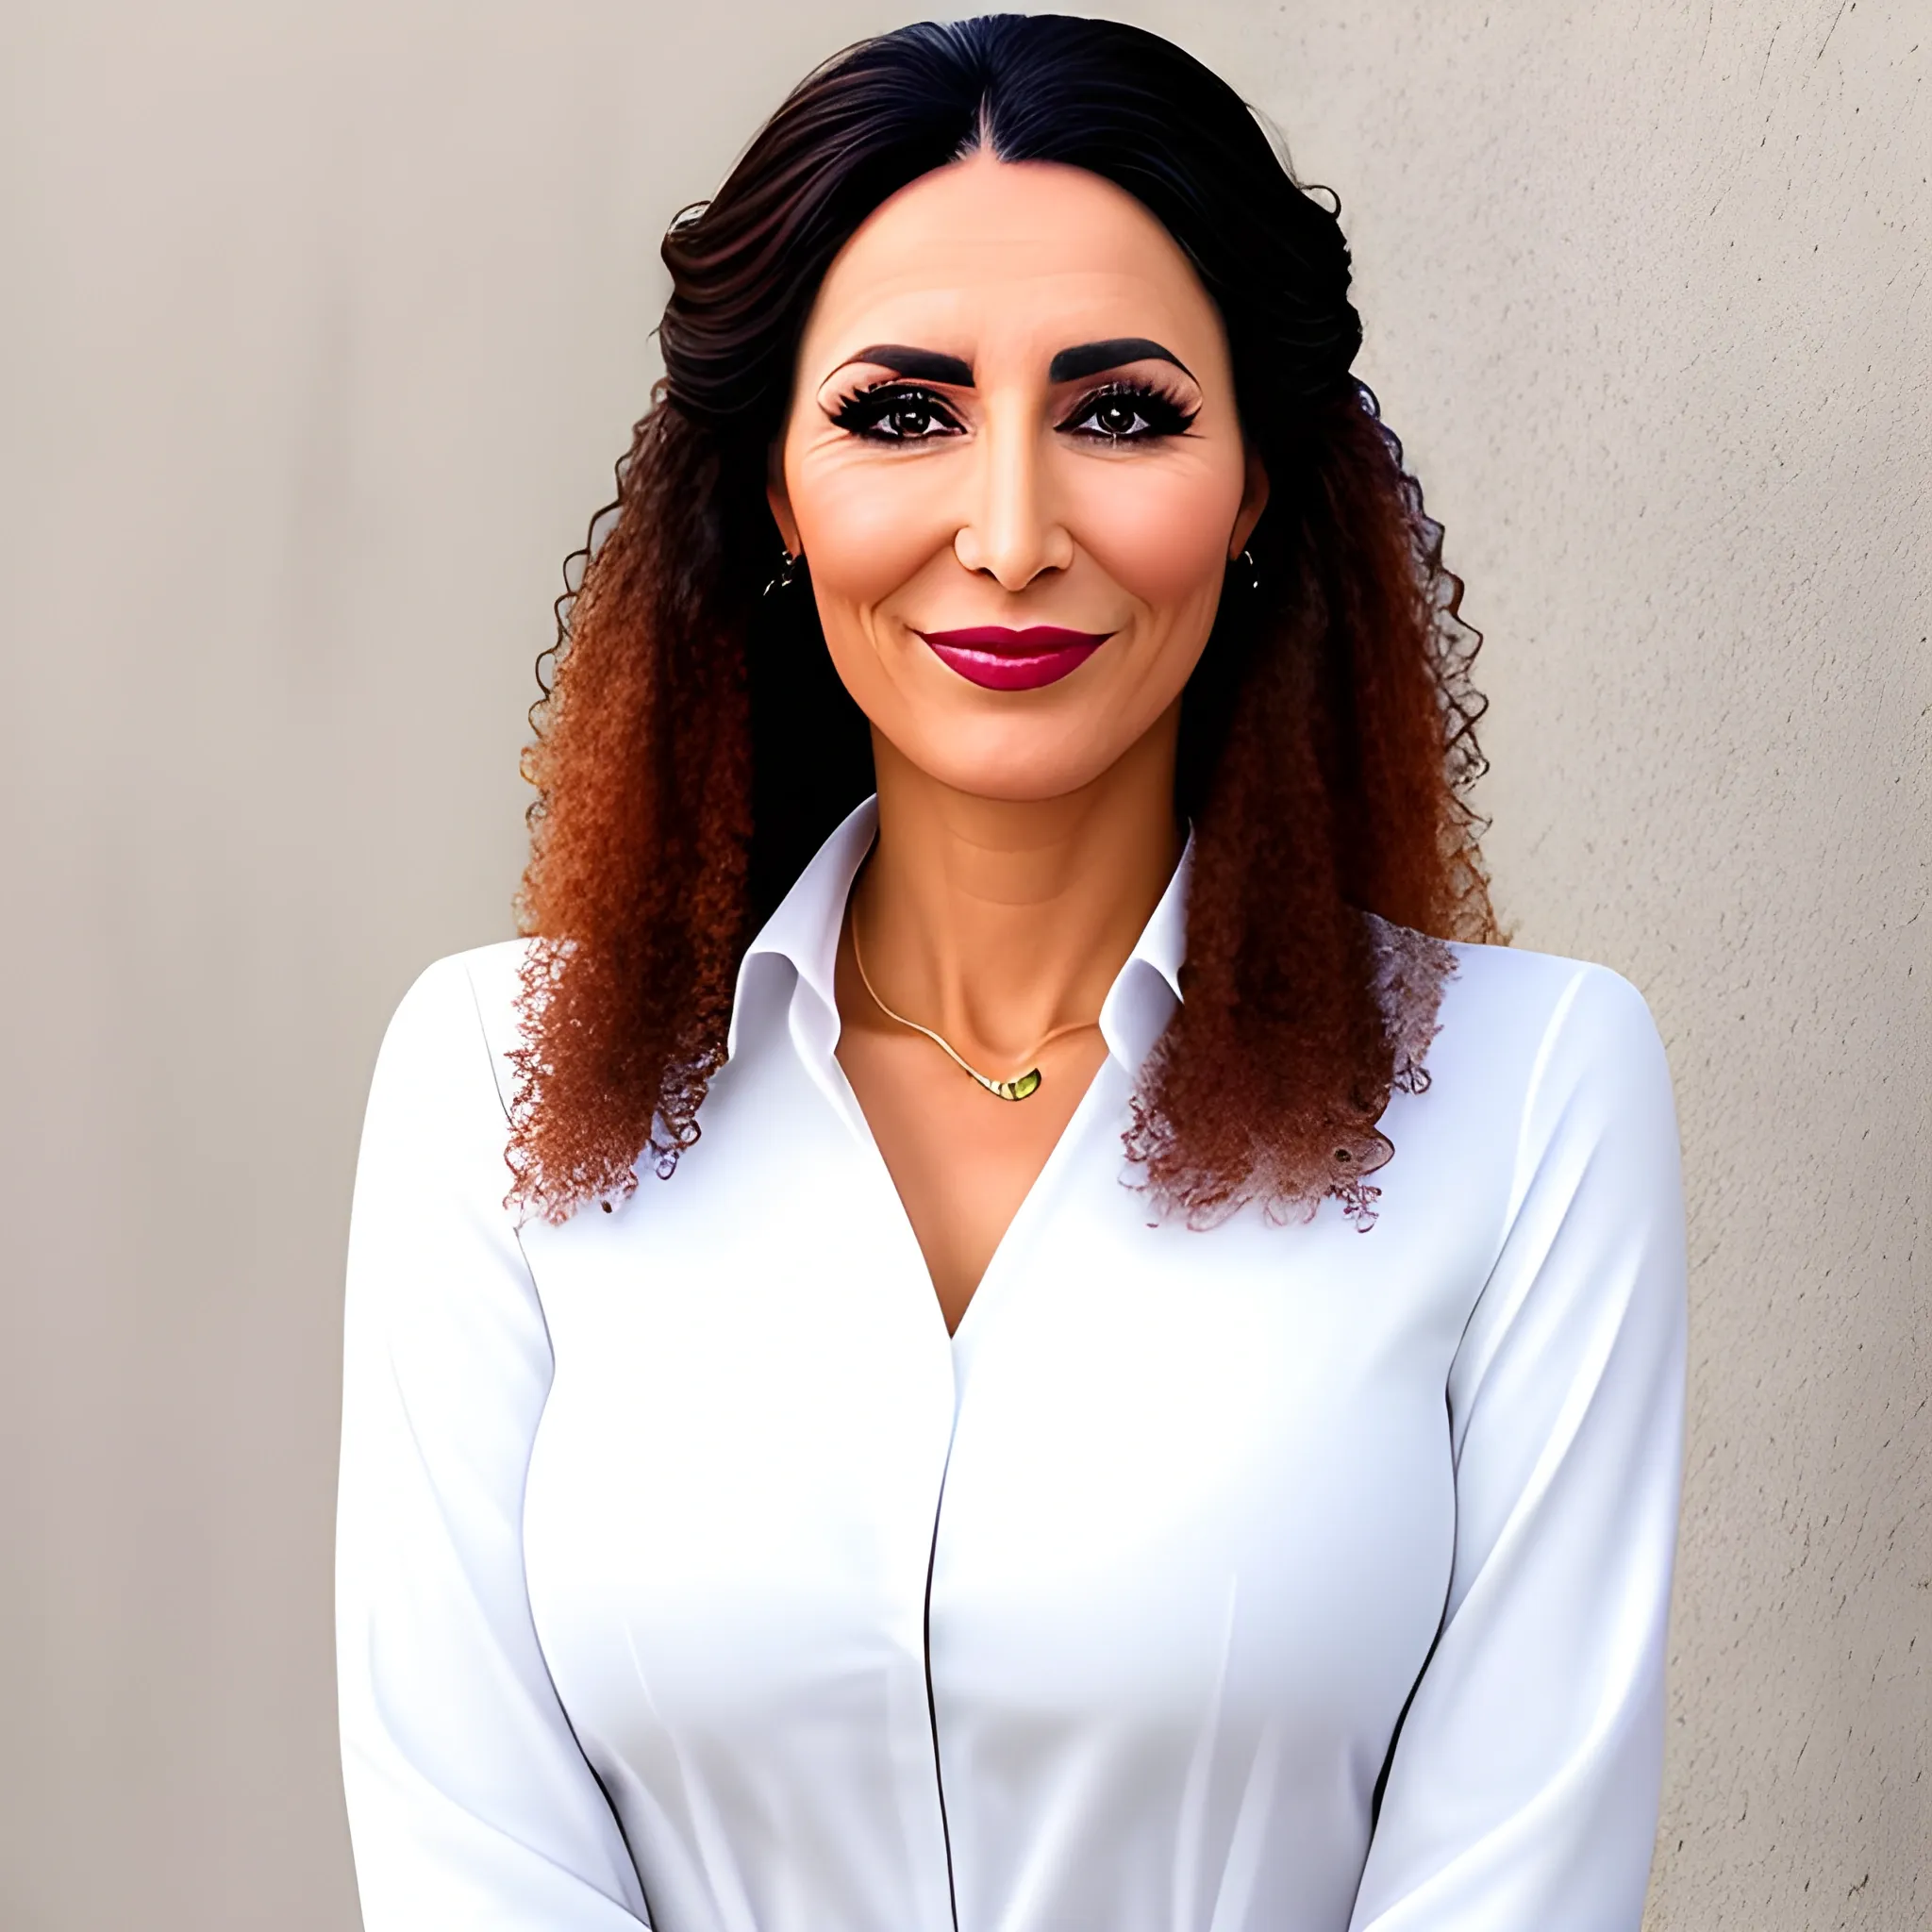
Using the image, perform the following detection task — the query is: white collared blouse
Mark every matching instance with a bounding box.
[336,798,1687,1932]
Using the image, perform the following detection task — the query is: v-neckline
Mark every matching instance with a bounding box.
[739,796,1187,1360]
[825,1035,1121,1363]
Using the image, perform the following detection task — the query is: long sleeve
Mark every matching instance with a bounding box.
[1349,964,1689,1931]
[335,953,652,1929]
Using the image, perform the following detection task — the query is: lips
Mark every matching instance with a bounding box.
[914,625,1114,691]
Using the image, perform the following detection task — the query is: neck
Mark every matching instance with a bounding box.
[851,709,1185,1065]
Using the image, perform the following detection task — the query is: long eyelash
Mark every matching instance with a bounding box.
[1063,378,1199,438]
[828,380,959,438]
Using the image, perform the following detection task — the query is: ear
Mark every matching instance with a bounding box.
[1228,441,1271,558]
[766,440,802,556]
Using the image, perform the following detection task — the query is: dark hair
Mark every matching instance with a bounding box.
[511,13,1496,1227]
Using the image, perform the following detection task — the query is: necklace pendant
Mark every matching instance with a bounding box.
[973,1066,1042,1102]
[848,918,1068,1105]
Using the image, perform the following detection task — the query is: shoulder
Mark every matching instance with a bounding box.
[345,944,555,1424]
[1409,938,1675,1171]
[1432,941,1679,1209]
[382,937,533,1031]
[366,939,537,1134]
[1437,938,1666,1064]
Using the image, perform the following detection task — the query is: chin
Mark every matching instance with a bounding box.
[889,710,1157,805]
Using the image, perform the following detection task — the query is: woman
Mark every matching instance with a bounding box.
[337,15,1687,1932]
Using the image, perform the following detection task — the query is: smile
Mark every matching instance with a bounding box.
[914,625,1115,691]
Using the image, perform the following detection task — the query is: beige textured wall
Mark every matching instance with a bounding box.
[3,4,1923,1928]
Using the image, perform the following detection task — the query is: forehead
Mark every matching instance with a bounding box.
[797,154,1226,373]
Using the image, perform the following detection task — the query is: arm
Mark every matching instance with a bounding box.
[1350,965,1689,1932]
[336,954,652,1929]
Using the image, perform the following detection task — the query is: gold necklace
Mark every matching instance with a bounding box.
[848,914,1098,1102]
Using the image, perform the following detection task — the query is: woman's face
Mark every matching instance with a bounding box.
[769,151,1268,805]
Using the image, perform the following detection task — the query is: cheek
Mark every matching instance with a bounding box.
[1070,455,1245,611]
[787,450,954,607]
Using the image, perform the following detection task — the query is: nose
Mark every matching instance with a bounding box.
[952,400,1075,591]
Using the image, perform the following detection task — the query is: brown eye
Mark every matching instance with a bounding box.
[883,399,938,438]
[830,383,963,442]
[1061,380,1198,443]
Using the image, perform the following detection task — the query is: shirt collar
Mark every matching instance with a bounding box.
[1099,827,1191,1072]
[727,794,1191,1079]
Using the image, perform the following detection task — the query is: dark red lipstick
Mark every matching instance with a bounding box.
[915,625,1114,691]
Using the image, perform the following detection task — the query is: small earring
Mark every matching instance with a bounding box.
[763,547,800,597]
[1238,546,1260,591]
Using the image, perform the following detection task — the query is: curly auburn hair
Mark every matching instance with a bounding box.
[509,13,1498,1228]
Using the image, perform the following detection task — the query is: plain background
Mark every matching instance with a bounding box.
[3,2,1924,1926]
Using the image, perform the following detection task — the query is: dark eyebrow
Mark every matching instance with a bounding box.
[1048,337,1194,383]
[843,343,974,385]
